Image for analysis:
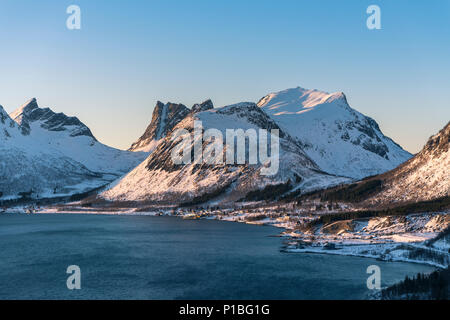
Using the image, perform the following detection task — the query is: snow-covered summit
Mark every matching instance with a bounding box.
[257,87,348,114]
[10,98,95,138]
[258,87,412,179]
[192,99,214,113]
[1,102,100,200]
[8,98,146,175]
[0,98,146,201]
[8,97,38,120]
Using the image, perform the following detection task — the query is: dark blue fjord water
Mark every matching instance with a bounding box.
[0,213,435,299]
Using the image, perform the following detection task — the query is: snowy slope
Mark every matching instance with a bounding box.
[103,101,350,204]
[1,104,105,200]
[0,105,19,140]
[368,121,450,204]
[257,87,412,179]
[10,98,147,175]
[0,99,147,200]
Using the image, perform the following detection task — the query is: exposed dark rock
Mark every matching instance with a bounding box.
[424,121,450,156]
[129,101,190,151]
[10,98,96,139]
[191,99,214,113]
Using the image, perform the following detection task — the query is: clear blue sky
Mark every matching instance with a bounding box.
[0,0,449,153]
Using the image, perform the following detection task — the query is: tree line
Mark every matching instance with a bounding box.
[307,196,450,228]
[382,266,449,300]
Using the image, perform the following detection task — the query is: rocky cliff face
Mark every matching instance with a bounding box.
[129,101,190,152]
[191,99,214,113]
[9,98,95,138]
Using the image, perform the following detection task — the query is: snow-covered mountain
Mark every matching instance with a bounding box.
[257,87,412,179]
[1,103,99,200]
[368,121,450,204]
[10,98,147,175]
[0,99,146,201]
[103,101,349,204]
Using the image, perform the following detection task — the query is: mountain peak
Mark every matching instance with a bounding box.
[104,99,350,205]
[327,91,347,103]
[129,101,190,152]
[23,97,38,107]
[1,97,147,199]
[21,97,38,111]
[192,99,214,113]
[257,86,412,179]
[9,98,96,139]
[9,98,39,122]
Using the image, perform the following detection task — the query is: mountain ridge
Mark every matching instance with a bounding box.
[103,101,350,204]
[129,101,190,152]
[0,98,146,200]
[10,98,96,138]
[300,121,450,206]
[369,121,450,204]
[258,87,412,179]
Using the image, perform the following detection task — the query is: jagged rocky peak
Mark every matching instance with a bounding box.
[0,104,18,140]
[9,98,96,139]
[103,99,351,205]
[129,101,190,152]
[129,100,191,152]
[191,99,214,113]
[7,98,37,133]
[155,102,191,139]
[0,104,12,125]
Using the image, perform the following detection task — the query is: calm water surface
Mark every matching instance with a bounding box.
[0,213,436,299]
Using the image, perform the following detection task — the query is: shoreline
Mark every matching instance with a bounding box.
[3,206,448,270]
[280,243,448,269]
